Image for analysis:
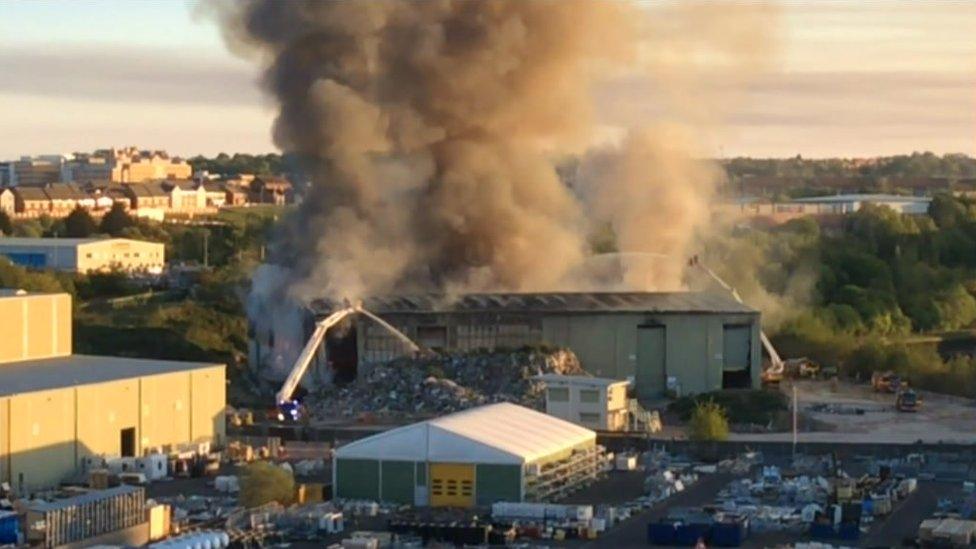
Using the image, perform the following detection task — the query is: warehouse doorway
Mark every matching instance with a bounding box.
[326,320,358,384]
[429,463,475,508]
[722,325,752,389]
[120,427,136,458]
[636,324,666,399]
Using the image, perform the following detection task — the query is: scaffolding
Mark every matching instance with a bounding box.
[523,445,607,501]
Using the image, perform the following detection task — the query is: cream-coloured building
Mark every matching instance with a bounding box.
[0,291,225,493]
[0,237,165,274]
[538,374,631,431]
[68,147,192,184]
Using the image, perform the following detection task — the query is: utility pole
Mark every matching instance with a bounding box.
[792,384,798,461]
[203,230,209,268]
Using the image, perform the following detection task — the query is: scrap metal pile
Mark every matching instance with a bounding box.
[309,347,584,418]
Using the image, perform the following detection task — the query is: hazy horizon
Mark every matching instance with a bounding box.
[1,1,973,160]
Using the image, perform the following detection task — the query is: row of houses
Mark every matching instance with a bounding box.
[0,176,292,219]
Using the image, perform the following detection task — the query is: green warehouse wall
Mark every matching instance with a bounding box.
[475,464,521,505]
[336,458,525,505]
[543,312,760,398]
[381,460,415,504]
[335,458,380,500]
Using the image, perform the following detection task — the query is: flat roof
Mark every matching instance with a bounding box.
[336,402,595,465]
[791,194,931,204]
[28,485,143,512]
[0,237,160,248]
[536,374,629,388]
[0,354,221,397]
[312,291,756,315]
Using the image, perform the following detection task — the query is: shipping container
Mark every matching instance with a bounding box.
[711,517,748,547]
[26,485,145,548]
[0,512,19,545]
[647,522,676,545]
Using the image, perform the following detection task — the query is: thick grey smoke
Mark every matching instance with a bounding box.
[216,0,645,301]
[212,1,778,374]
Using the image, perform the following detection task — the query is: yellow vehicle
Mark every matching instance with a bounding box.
[871,371,902,393]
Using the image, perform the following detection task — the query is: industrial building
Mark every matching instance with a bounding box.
[538,375,631,431]
[0,291,225,493]
[252,292,761,399]
[0,237,165,274]
[333,403,602,507]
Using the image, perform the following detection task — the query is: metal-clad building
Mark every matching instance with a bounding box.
[333,403,599,507]
[0,237,165,274]
[0,292,225,494]
[276,292,761,398]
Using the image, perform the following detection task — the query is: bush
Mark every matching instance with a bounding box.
[687,400,729,442]
[668,389,787,425]
[239,461,294,508]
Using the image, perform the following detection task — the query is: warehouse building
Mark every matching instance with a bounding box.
[0,291,225,493]
[0,237,165,274]
[253,292,761,399]
[333,403,602,507]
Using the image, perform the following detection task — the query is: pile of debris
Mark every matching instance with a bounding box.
[309,347,584,418]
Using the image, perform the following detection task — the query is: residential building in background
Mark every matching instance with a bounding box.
[0,291,225,493]
[163,179,207,211]
[0,188,13,216]
[0,237,165,274]
[249,175,293,205]
[68,147,192,183]
[11,186,51,217]
[0,147,294,220]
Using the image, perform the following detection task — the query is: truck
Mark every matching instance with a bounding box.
[896,388,921,412]
[871,371,902,393]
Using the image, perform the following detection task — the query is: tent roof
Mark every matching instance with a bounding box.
[335,402,595,465]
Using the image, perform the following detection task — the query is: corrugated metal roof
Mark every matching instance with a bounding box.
[0,355,221,397]
[335,402,595,465]
[536,374,629,388]
[313,291,755,315]
[28,485,143,512]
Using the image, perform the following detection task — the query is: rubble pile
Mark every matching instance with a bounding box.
[310,347,584,418]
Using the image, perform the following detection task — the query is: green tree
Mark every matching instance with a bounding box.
[63,207,97,238]
[687,400,729,441]
[239,461,294,508]
[98,202,136,236]
[0,210,11,236]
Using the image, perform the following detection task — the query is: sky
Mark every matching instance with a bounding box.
[0,1,973,159]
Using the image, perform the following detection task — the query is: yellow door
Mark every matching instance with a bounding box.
[429,463,475,507]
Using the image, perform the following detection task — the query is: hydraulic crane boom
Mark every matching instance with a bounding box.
[275,303,424,408]
[688,257,784,377]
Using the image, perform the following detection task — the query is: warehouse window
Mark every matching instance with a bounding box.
[579,389,599,403]
[460,479,473,497]
[548,387,569,402]
[417,325,448,350]
[579,412,601,425]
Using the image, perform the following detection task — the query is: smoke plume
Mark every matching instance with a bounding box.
[212,0,777,299]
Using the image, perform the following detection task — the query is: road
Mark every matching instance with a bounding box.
[862,481,962,548]
[578,472,736,548]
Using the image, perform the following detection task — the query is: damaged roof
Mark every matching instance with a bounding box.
[313,291,756,315]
